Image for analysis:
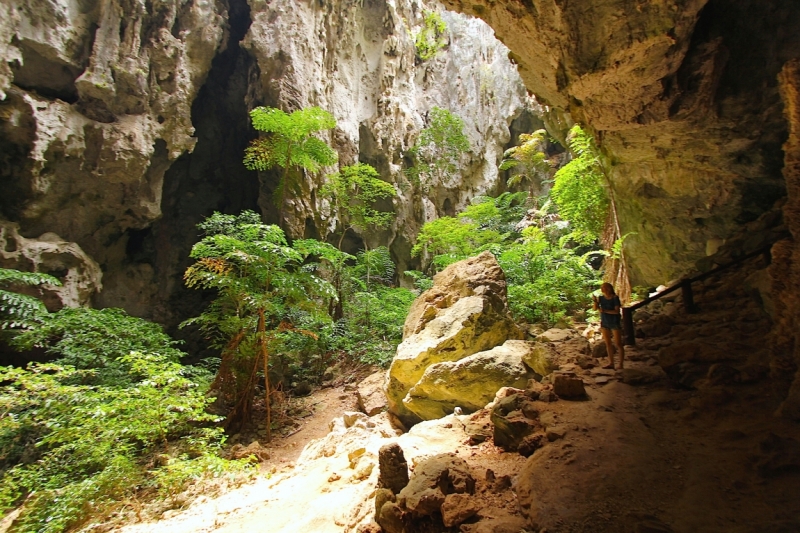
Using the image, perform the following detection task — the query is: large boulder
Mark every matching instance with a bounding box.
[403,340,542,421]
[386,253,522,428]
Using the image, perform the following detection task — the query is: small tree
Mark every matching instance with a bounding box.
[415,10,448,61]
[244,106,338,225]
[499,130,554,189]
[549,125,609,245]
[321,162,397,250]
[182,211,335,436]
[406,107,470,192]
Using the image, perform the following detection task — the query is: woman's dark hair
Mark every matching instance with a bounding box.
[601,282,616,295]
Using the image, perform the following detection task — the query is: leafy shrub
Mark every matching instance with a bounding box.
[0,268,60,332]
[0,353,252,533]
[414,10,447,61]
[11,307,185,385]
[404,270,433,292]
[550,125,609,245]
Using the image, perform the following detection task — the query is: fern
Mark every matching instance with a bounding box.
[500,130,552,189]
[0,268,61,330]
[550,125,609,245]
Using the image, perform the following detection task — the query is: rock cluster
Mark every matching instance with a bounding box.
[376,453,476,533]
[386,253,533,428]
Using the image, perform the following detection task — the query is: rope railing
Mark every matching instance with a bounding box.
[621,244,775,346]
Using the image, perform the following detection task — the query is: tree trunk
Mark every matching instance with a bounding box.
[277,147,293,229]
[257,308,272,442]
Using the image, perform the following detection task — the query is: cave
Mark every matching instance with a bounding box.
[99,0,262,346]
[1,0,800,530]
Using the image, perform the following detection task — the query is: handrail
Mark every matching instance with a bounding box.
[621,243,775,346]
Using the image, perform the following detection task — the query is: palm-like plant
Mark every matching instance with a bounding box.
[182,211,335,437]
[499,129,553,189]
[244,106,338,225]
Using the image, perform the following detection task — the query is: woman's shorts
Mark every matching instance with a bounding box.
[601,314,621,330]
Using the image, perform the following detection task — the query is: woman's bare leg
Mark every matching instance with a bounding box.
[613,329,625,369]
[601,328,614,368]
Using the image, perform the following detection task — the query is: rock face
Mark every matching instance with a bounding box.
[771,60,800,420]
[438,0,800,418]
[0,222,101,310]
[404,340,543,421]
[441,0,799,284]
[0,0,532,329]
[0,0,225,310]
[386,252,522,427]
[242,1,534,268]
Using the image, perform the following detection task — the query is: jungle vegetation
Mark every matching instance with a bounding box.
[0,105,612,532]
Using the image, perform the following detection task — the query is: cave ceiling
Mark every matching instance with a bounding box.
[443,0,800,284]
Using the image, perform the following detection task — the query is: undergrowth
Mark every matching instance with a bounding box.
[0,295,256,533]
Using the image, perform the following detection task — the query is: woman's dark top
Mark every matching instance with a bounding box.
[599,295,621,330]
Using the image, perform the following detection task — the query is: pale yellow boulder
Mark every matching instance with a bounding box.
[386,253,522,428]
[403,340,538,421]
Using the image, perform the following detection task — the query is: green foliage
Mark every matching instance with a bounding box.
[339,285,415,366]
[321,163,396,248]
[462,192,530,235]
[0,268,61,331]
[500,130,553,189]
[183,211,334,342]
[295,246,414,368]
[243,106,338,218]
[411,193,601,327]
[611,232,637,260]
[244,106,337,173]
[411,215,503,272]
[183,211,335,431]
[414,10,447,61]
[550,125,609,245]
[411,194,527,272]
[0,352,252,533]
[498,227,598,325]
[404,270,433,292]
[278,244,413,368]
[12,307,184,384]
[406,107,470,192]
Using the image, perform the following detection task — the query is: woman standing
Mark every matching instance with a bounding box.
[592,282,625,370]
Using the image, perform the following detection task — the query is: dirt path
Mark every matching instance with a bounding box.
[111,346,800,533]
[517,340,800,533]
[111,289,800,533]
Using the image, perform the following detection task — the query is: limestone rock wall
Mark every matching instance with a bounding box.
[0,0,227,310]
[441,0,799,285]
[243,0,534,268]
[0,0,532,324]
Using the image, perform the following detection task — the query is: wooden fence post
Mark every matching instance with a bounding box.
[681,279,696,313]
[622,307,635,346]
